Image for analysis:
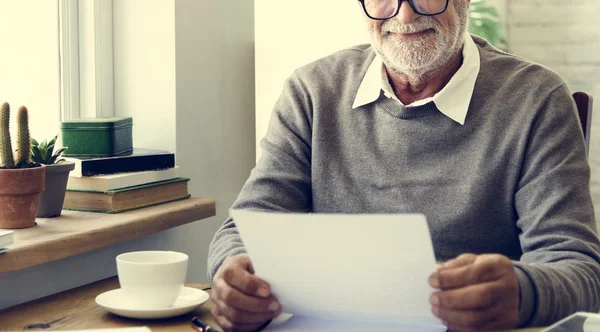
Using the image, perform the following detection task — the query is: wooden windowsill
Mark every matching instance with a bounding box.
[0,197,216,274]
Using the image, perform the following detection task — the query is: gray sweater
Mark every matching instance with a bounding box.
[208,36,600,327]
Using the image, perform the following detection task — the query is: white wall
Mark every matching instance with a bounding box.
[169,0,256,282]
[104,0,256,283]
[0,0,61,144]
[113,0,177,153]
[255,0,368,160]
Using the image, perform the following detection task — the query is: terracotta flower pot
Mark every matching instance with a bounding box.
[37,162,75,218]
[0,165,46,229]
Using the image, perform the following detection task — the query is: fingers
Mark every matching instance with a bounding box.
[220,257,271,298]
[213,278,280,313]
[212,304,274,332]
[430,281,502,310]
[428,254,520,332]
[213,297,279,324]
[430,254,476,289]
[433,304,518,332]
[433,306,495,330]
[439,253,477,270]
[211,256,281,332]
[429,254,512,290]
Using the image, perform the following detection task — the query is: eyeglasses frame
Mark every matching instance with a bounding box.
[358,0,450,20]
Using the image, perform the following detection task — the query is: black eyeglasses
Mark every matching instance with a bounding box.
[358,0,449,20]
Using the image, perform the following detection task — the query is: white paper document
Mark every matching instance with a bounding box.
[10,328,153,332]
[231,210,446,331]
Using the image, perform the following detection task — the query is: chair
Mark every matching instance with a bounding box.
[573,92,593,155]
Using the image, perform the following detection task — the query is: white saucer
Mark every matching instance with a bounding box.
[95,287,209,319]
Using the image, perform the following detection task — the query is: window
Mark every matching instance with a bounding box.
[0,0,115,144]
[0,0,61,141]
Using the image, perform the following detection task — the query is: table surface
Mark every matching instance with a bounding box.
[0,277,544,332]
[0,197,216,274]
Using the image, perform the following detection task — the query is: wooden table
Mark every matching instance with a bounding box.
[0,277,544,332]
[0,277,217,332]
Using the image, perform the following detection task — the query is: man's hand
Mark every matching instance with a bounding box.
[428,253,519,332]
[211,255,282,332]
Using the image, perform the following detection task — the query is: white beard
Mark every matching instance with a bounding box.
[370,4,468,79]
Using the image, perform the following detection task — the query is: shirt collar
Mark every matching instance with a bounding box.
[352,32,481,125]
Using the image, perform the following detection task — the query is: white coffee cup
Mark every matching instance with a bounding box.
[116,251,188,309]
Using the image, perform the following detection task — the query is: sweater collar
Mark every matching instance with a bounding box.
[352,33,480,125]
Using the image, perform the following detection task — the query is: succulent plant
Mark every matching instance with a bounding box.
[0,102,36,168]
[31,135,68,165]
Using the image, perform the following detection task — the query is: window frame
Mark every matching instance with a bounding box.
[59,0,115,121]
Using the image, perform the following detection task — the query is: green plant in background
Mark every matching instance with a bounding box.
[468,0,507,51]
[0,103,34,168]
[32,135,68,165]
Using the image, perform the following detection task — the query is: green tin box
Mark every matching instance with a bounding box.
[61,117,133,157]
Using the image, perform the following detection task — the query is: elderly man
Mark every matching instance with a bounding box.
[208,0,600,331]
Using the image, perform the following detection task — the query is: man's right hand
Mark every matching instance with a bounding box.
[211,255,282,332]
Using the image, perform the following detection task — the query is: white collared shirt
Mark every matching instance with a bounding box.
[352,32,481,125]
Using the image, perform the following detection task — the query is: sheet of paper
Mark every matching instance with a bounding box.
[231,209,443,329]
[265,313,446,332]
[6,328,153,332]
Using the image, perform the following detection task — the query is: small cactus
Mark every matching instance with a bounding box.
[0,102,36,169]
[0,102,14,168]
[15,106,31,166]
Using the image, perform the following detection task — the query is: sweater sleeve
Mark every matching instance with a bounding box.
[513,84,600,327]
[207,72,313,283]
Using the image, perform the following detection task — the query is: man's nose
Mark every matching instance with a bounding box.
[394,1,421,24]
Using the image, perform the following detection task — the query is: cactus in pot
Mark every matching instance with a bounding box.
[0,102,14,168]
[0,104,36,168]
[0,102,46,229]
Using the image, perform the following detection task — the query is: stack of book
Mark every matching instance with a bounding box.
[63,149,190,214]
[0,230,13,253]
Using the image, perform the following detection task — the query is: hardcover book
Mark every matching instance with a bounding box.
[0,230,13,249]
[63,177,190,214]
[65,148,175,177]
[67,167,181,191]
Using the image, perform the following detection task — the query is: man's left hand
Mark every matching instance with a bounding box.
[428,253,520,332]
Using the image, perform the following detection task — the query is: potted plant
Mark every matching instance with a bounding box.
[32,135,75,218]
[0,102,45,229]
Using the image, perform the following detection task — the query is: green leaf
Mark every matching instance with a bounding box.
[467,0,507,50]
[53,147,68,158]
[49,135,57,146]
[47,143,55,155]
[32,138,39,147]
[48,136,57,153]
[31,145,42,162]
[42,145,52,162]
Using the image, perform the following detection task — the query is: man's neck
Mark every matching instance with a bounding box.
[386,51,464,105]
